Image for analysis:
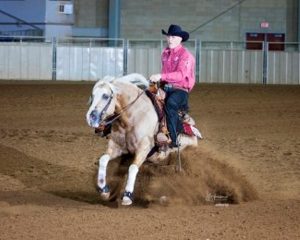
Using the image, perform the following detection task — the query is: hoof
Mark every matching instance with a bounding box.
[97,185,110,201]
[100,191,110,200]
[121,191,133,206]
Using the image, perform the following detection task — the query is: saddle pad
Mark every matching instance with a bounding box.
[182,123,194,136]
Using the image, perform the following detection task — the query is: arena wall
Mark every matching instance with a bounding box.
[0,37,299,85]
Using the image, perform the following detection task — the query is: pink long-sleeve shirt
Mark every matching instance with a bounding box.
[160,44,195,92]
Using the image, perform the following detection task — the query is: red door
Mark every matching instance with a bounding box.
[246,33,264,50]
[267,33,285,51]
[246,32,285,51]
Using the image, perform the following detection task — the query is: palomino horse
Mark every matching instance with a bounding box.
[86,73,199,205]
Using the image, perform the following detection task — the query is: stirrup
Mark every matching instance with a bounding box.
[156,132,171,146]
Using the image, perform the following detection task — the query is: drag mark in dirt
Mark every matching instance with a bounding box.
[0,128,88,143]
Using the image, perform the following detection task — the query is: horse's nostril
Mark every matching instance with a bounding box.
[91,110,97,120]
[90,110,100,125]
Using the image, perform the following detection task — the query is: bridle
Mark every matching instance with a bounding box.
[97,88,144,127]
[97,93,114,125]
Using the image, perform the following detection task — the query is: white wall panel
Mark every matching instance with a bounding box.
[127,47,161,79]
[200,49,263,84]
[56,46,123,81]
[268,51,300,85]
[0,42,52,80]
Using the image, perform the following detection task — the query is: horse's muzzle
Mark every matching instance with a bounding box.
[89,110,100,128]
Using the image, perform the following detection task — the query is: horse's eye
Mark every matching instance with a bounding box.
[102,94,110,100]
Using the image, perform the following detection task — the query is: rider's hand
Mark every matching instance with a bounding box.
[150,74,161,83]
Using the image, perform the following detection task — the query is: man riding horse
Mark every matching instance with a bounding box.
[150,24,196,148]
[86,25,200,206]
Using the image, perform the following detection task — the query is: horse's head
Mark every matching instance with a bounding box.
[86,77,117,128]
[86,73,149,129]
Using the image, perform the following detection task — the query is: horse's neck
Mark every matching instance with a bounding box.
[113,83,159,143]
[114,84,142,126]
[116,83,138,106]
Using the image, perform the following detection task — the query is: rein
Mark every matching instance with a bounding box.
[99,89,144,127]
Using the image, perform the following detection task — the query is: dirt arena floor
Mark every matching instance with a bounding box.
[0,81,299,240]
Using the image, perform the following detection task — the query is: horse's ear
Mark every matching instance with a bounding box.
[93,80,104,91]
[87,95,93,105]
[108,82,119,94]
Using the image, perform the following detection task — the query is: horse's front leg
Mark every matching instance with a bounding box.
[97,140,123,200]
[121,139,152,206]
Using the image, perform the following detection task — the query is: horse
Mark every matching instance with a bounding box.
[86,73,200,206]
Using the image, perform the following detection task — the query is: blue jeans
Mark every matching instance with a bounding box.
[164,88,188,145]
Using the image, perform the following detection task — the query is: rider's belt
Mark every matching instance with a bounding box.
[164,83,188,92]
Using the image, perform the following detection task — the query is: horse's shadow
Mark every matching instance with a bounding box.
[50,154,155,208]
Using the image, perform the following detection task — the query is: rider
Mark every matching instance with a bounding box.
[150,24,196,148]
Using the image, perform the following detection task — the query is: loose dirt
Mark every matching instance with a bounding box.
[0,82,299,239]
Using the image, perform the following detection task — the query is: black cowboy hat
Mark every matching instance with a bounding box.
[161,24,189,42]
